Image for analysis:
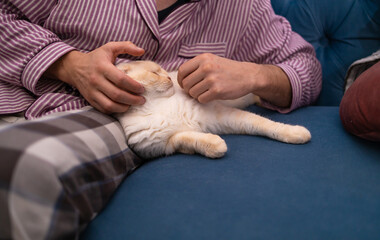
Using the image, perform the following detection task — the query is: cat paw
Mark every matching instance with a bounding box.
[281,125,311,144]
[198,134,228,158]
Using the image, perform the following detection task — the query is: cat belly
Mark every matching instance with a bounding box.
[120,98,205,159]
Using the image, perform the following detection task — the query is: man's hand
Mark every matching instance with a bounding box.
[177,53,292,108]
[45,41,146,114]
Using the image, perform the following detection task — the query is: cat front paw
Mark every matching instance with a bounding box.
[198,134,228,158]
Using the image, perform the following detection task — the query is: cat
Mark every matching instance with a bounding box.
[115,61,311,159]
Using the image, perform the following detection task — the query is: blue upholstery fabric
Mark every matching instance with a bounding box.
[271,0,380,105]
[81,106,380,239]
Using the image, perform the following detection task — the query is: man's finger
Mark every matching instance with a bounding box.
[105,41,145,57]
[92,91,131,114]
[97,76,145,105]
[177,58,200,88]
[181,70,205,93]
[197,90,214,104]
[188,80,209,99]
[103,64,145,94]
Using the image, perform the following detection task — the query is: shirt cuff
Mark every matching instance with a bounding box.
[259,63,302,114]
[21,42,76,96]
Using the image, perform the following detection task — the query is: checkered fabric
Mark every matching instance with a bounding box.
[0,109,142,240]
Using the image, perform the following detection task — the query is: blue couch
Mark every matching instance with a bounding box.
[81,0,380,239]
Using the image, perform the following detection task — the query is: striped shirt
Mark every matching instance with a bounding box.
[0,0,322,119]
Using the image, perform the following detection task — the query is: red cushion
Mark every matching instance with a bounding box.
[340,61,380,141]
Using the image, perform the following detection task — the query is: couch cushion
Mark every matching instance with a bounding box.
[81,106,380,239]
[271,0,380,106]
[340,61,380,141]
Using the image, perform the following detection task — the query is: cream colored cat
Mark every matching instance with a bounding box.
[115,61,311,159]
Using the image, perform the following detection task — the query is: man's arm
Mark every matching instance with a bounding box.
[177,53,292,108]
[1,1,146,114]
[0,0,75,96]
[243,0,322,112]
[177,0,322,113]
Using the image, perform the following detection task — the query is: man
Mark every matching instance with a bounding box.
[0,0,322,239]
[0,0,321,119]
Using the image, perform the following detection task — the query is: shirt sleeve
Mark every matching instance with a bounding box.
[244,0,322,113]
[0,1,76,96]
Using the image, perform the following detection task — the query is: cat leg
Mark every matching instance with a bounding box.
[211,107,311,144]
[220,93,260,109]
[167,131,227,158]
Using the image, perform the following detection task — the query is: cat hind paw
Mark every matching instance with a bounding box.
[282,125,311,144]
[199,134,228,158]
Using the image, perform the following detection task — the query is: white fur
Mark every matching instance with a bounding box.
[115,61,311,159]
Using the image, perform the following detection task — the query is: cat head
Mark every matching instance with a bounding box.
[117,61,174,98]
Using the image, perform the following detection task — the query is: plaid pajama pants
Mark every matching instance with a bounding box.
[0,109,142,240]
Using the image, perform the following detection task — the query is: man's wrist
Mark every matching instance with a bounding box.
[250,63,292,108]
[43,50,81,86]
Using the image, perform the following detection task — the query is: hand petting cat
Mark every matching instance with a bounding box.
[177,53,292,108]
[116,60,311,159]
[44,41,146,114]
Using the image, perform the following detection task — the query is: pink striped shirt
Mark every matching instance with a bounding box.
[0,0,322,119]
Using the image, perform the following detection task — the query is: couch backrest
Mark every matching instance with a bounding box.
[271,0,380,106]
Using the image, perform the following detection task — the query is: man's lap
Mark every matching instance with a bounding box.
[0,108,142,239]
